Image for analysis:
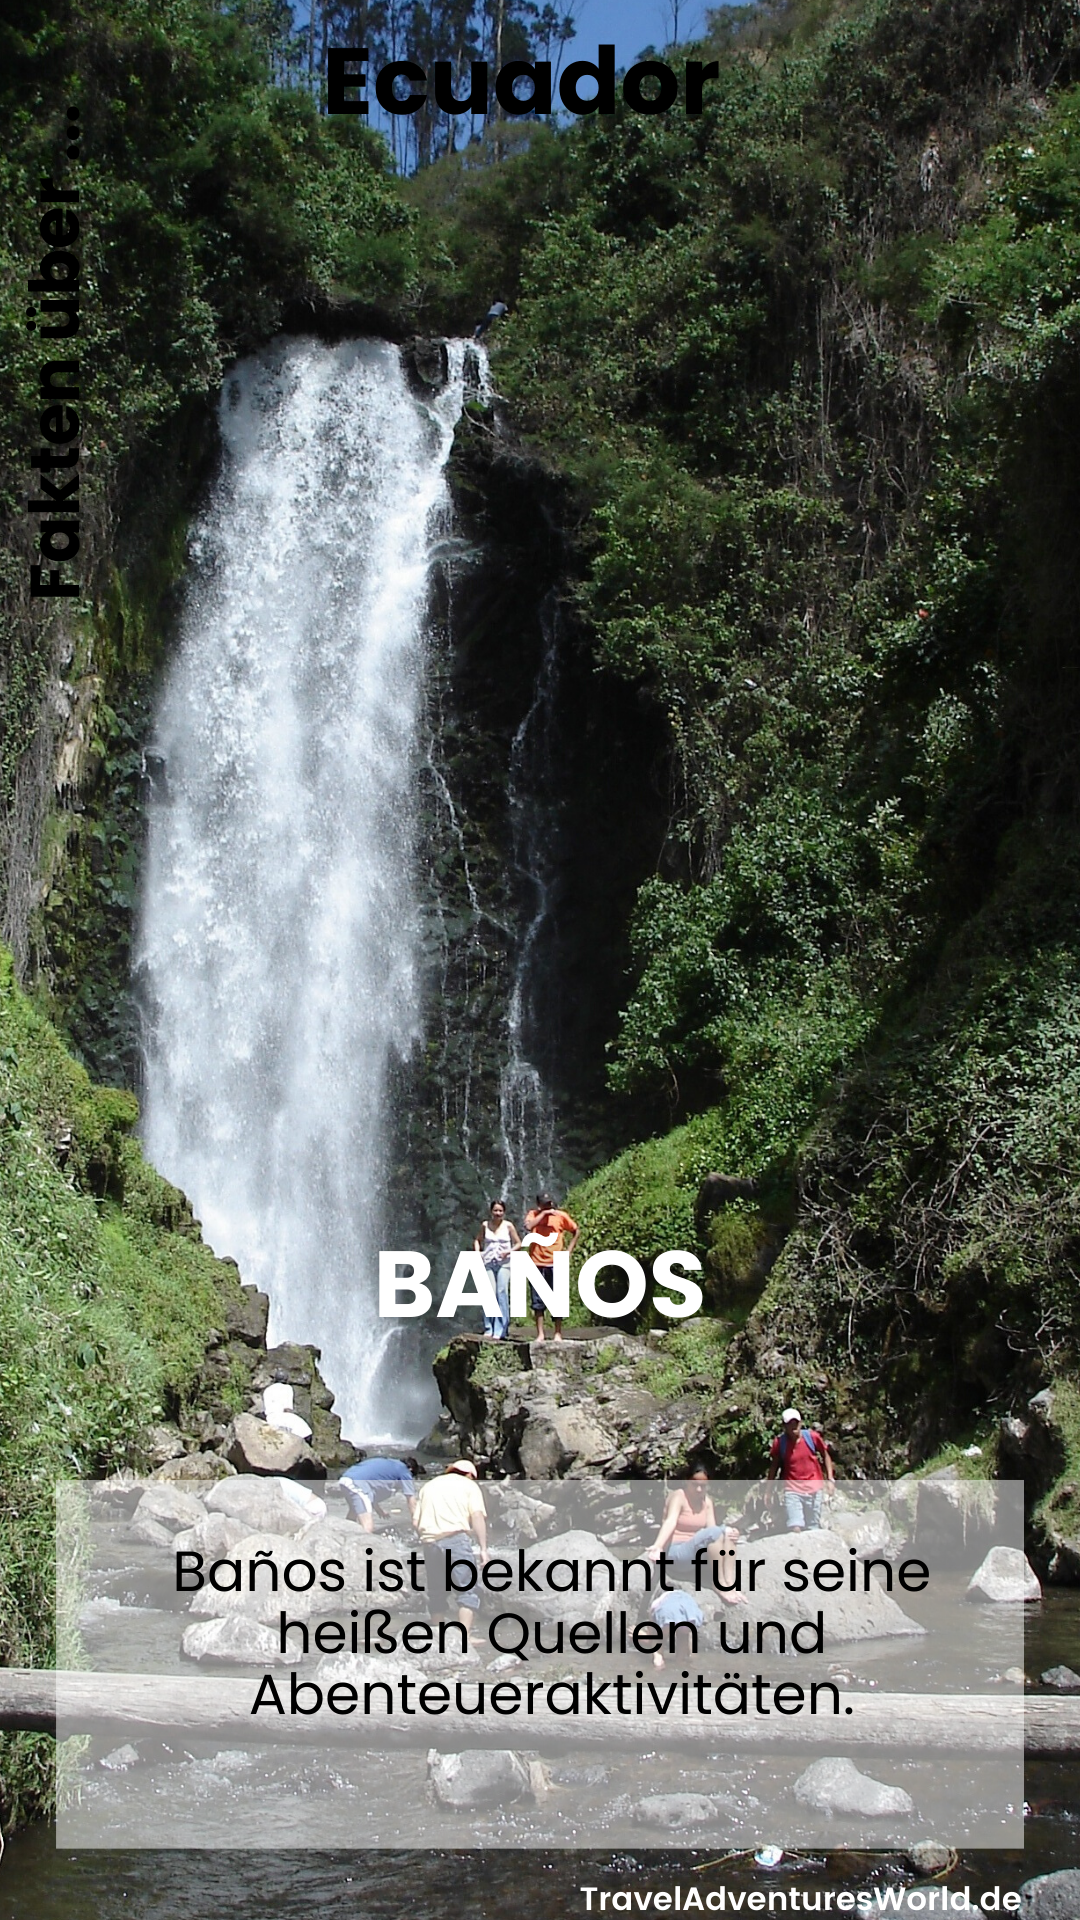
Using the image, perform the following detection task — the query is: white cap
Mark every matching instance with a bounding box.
[781,1408,802,1425]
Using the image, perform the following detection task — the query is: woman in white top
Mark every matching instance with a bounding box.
[473,1199,521,1339]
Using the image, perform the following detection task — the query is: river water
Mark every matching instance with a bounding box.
[5,1593,1078,1913]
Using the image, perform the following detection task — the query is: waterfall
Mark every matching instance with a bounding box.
[499,597,560,1210]
[137,336,472,1444]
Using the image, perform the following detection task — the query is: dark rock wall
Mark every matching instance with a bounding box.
[384,387,668,1273]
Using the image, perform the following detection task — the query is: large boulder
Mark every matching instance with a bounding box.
[187,1530,331,1623]
[516,1403,617,1477]
[731,1529,926,1646]
[205,1476,314,1537]
[130,1485,206,1536]
[432,1333,712,1479]
[225,1412,324,1478]
[1019,1871,1080,1917]
[914,1473,998,1564]
[794,1757,914,1817]
[428,1749,530,1808]
[827,1507,893,1555]
[150,1452,236,1484]
[173,1511,250,1558]
[966,1547,1041,1603]
[181,1614,303,1666]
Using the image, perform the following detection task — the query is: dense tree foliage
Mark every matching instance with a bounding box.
[410,0,1080,1456]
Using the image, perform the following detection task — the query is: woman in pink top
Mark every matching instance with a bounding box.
[646,1467,742,1601]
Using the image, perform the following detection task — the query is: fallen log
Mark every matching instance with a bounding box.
[1,1670,1076,1755]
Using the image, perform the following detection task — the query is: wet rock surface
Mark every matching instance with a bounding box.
[793,1757,915,1817]
[966,1546,1041,1603]
[428,1749,532,1808]
[1040,1664,1080,1690]
[432,1332,718,1477]
[633,1792,733,1829]
[1019,1870,1080,1917]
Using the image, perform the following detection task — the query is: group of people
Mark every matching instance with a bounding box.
[473,1193,578,1343]
[335,1404,835,1662]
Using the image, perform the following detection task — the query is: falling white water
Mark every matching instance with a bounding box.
[138,336,473,1443]
[499,600,559,1212]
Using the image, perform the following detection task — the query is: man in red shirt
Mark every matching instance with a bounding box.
[522,1190,579,1344]
[766,1407,835,1531]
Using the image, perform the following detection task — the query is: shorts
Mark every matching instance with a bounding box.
[529,1269,560,1317]
[667,1525,728,1564]
[422,1532,481,1615]
[784,1486,823,1530]
[340,1480,374,1520]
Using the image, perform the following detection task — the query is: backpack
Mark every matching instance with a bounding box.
[778,1428,821,1466]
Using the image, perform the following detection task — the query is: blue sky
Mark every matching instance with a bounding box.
[570,0,713,65]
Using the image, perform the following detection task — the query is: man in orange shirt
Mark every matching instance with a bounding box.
[522,1190,579,1343]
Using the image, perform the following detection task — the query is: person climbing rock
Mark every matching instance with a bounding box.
[645,1465,744,1601]
[473,1198,521,1339]
[522,1190,579,1342]
[766,1408,834,1530]
[473,298,508,339]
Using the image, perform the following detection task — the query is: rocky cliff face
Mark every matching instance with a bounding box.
[132,1191,359,1484]
[431,1331,722,1480]
[383,356,669,1264]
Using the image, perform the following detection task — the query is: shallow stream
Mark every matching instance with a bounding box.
[5,1592,1077,1916]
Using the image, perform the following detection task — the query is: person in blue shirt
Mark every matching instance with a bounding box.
[473,299,508,339]
[649,1587,704,1671]
[339,1456,420,1530]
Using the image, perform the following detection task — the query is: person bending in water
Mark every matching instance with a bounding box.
[473,1198,521,1340]
[646,1465,744,1603]
[338,1456,420,1530]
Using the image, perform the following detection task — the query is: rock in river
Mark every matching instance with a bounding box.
[1040,1664,1080,1691]
[1019,1870,1080,1917]
[428,1749,531,1808]
[205,1476,313,1537]
[965,1546,1041,1603]
[181,1614,303,1666]
[794,1757,914,1817]
[129,1485,206,1539]
[634,1793,733,1829]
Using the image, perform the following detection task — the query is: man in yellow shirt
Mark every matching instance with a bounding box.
[413,1460,487,1649]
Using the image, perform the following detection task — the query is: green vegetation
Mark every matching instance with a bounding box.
[412,0,1080,1473]
[633,1318,733,1403]
[470,1338,524,1387]
[4,0,1080,1828]
[0,945,244,1826]
[0,0,420,1042]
